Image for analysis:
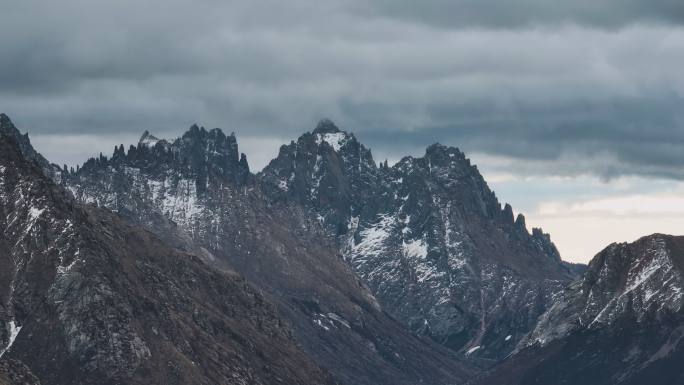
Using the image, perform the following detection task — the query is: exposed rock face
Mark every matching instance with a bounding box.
[260,120,579,360]
[0,133,335,385]
[0,114,60,181]
[8,113,684,384]
[476,234,684,385]
[527,234,684,344]
[0,359,40,385]
[49,120,475,385]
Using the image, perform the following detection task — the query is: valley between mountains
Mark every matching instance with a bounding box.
[2,113,683,385]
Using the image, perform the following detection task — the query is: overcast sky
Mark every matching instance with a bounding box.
[3,0,684,262]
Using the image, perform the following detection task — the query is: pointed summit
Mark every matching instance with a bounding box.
[139,129,150,141]
[0,113,57,178]
[138,130,161,147]
[72,123,250,188]
[310,120,353,153]
[497,233,684,385]
[312,118,341,134]
[0,113,19,135]
[0,127,25,161]
[0,113,11,126]
[514,213,528,233]
[503,203,515,224]
[424,143,467,164]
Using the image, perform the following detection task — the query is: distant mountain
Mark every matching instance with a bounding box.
[475,234,684,385]
[0,114,591,384]
[260,119,581,360]
[0,132,335,384]
[51,118,475,385]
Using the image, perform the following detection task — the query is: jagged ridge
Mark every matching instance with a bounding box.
[37,116,476,385]
[258,120,578,361]
[0,131,335,385]
[477,234,684,385]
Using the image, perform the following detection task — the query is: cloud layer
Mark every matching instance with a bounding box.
[367,0,684,29]
[3,0,684,180]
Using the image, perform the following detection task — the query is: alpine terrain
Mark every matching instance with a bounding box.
[0,130,335,384]
[3,114,474,385]
[4,112,682,385]
[260,120,582,361]
[475,234,684,385]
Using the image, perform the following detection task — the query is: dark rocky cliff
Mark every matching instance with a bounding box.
[0,129,335,385]
[260,120,579,361]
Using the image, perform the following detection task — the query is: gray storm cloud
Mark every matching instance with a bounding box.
[2,0,684,178]
[366,0,684,29]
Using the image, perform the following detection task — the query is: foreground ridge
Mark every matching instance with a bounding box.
[4,114,683,384]
[0,131,334,384]
[53,117,476,384]
[477,233,684,385]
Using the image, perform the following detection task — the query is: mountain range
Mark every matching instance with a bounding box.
[1,112,682,384]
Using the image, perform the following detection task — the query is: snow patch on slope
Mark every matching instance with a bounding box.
[351,214,395,262]
[0,321,22,358]
[28,207,44,223]
[465,345,481,356]
[402,239,428,259]
[147,177,205,229]
[316,133,348,152]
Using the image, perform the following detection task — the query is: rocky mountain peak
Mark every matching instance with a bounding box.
[424,142,466,160]
[422,144,478,178]
[485,234,684,385]
[37,118,475,385]
[0,130,338,385]
[303,119,367,157]
[579,234,684,324]
[514,213,528,232]
[503,203,515,223]
[259,121,576,362]
[530,227,562,261]
[391,145,470,178]
[312,118,342,134]
[0,113,12,127]
[67,123,251,216]
[260,121,378,215]
[0,130,28,165]
[145,125,247,179]
[0,113,59,180]
[138,130,164,147]
[0,114,21,140]
[178,124,237,150]
[176,125,242,166]
[525,233,684,351]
